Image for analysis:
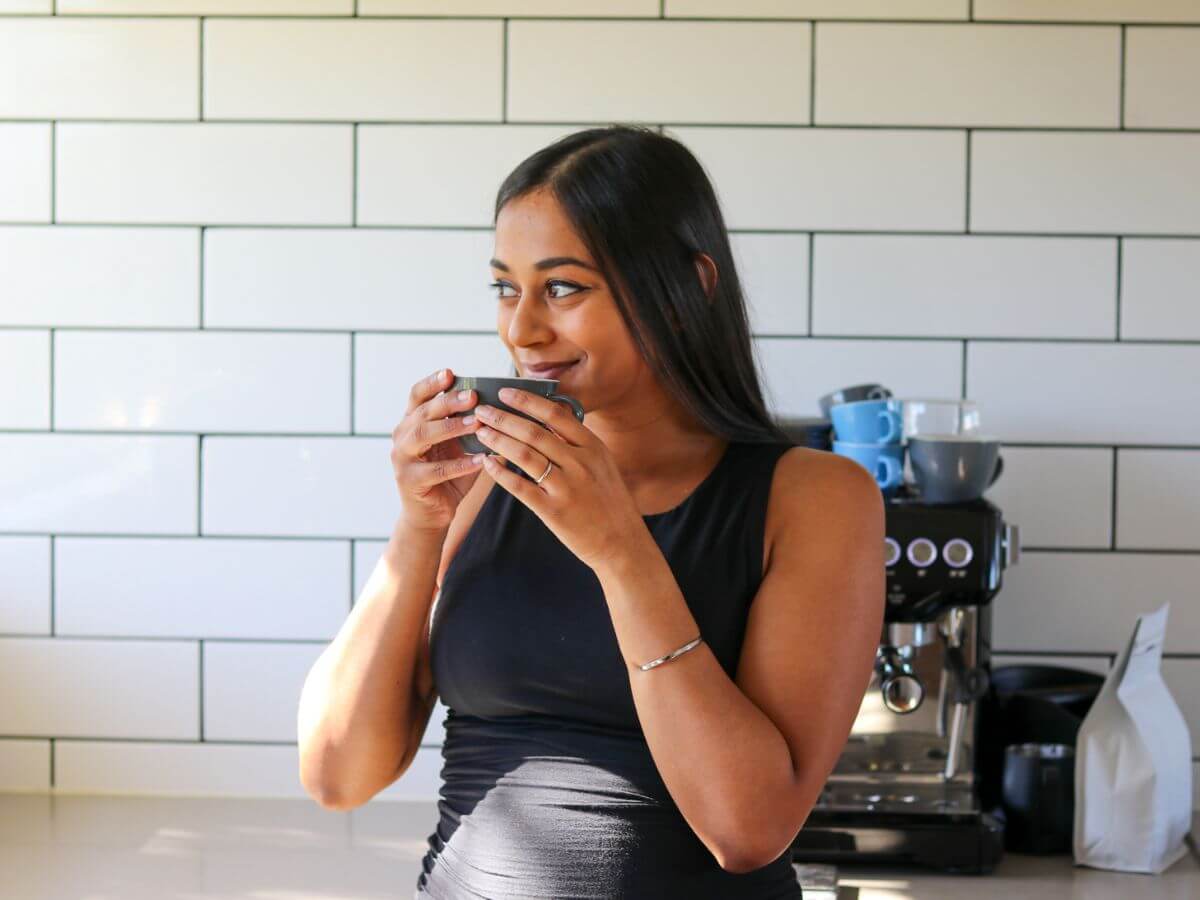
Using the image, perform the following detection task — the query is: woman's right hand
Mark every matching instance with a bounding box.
[391,368,485,533]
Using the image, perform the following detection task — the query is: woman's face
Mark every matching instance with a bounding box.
[490,188,653,417]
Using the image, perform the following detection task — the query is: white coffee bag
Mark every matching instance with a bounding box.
[1073,602,1193,873]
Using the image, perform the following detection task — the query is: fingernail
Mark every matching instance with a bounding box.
[457,389,470,401]
[462,414,475,426]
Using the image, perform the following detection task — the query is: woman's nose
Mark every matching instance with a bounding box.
[505,296,548,346]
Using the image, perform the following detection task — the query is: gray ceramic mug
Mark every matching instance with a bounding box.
[818,383,892,418]
[908,435,1004,504]
[449,375,584,456]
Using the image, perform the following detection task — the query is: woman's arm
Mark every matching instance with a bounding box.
[297,517,446,810]
[593,449,885,874]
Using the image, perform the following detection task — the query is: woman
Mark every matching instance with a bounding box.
[299,124,884,898]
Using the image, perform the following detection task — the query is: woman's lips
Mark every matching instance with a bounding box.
[524,360,579,379]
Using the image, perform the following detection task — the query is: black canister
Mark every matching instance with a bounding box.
[1001,742,1075,854]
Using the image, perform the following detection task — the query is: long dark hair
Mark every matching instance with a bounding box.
[494,124,794,446]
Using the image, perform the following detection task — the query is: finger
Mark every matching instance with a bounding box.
[410,404,480,458]
[496,388,588,447]
[482,453,539,504]
[418,383,476,424]
[474,406,567,466]
[405,368,453,417]
[414,452,486,488]
[474,424,550,481]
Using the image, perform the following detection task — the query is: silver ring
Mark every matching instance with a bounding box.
[534,460,553,485]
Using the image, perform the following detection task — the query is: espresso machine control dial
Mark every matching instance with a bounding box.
[884,537,902,567]
[942,538,974,568]
[906,537,938,568]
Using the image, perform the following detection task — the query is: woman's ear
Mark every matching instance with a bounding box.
[693,251,718,302]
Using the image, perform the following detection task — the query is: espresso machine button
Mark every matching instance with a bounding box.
[906,537,937,568]
[943,538,974,569]
[884,537,902,567]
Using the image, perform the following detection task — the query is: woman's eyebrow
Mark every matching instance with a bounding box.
[490,256,598,273]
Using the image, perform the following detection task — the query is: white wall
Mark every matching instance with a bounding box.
[1,0,1198,808]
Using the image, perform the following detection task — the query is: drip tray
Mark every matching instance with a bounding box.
[816,781,978,815]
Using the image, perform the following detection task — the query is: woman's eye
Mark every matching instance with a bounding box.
[547,280,581,299]
[487,280,581,300]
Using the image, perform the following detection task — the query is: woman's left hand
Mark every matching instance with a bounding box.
[472,386,645,571]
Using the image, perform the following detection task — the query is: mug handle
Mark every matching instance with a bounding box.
[877,410,900,443]
[547,393,585,423]
[988,454,1005,486]
[880,455,902,488]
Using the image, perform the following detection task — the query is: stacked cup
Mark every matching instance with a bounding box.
[825,384,906,498]
[903,399,1004,504]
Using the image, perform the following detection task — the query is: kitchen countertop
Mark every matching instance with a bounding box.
[0,794,1196,899]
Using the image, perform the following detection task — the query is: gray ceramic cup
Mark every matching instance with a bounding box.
[908,434,1004,504]
[449,374,584,456]
[819,383,892,418]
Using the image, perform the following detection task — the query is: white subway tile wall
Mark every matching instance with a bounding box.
[0,124,51,221]
[1,227,200,327]
[507,21,812,125]
[204,20,504,121]
[1125,28,1200,128]
[0,2,1197,808]
[813,23,1120,127]
[1120,238,1200,340]
[0,331,51,429]
[973,1,1200,24]
[0,19,199,120]
[57,2,350,12]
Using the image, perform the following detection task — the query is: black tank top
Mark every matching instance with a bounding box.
[417,439,802,899]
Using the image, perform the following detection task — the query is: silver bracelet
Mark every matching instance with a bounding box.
[637,634,704,672]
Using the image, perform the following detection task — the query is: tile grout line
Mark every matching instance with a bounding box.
[806,232,814,335]
[49,536,55,637]
[809,21,816,124]
[198,228,205,326]
[12,14,1186,25]
[198,18,204,121]
[1111,448,1119,550]
[1115,237,1122,339]
[1119,25,1126,130]
[961,340,969,398]
[2,221,1200,239]
[48,329,55,429]
[49,122,55,223]
[352,124,358,225]
[12,327,1196,344]
[7,119,1200,132]
[964,129,971,232]
[502,19,508,122]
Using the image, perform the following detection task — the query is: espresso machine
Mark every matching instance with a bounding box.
[789,485,1021,874]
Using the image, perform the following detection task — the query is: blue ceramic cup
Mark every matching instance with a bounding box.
[833,440,905,494]
[830,398,903,444]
